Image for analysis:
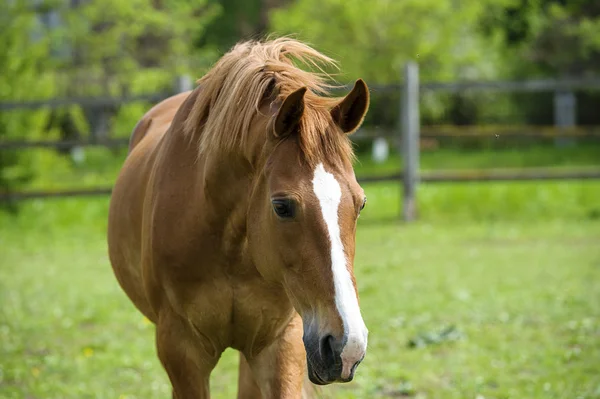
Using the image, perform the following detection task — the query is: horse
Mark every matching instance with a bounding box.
[107,38,370,398]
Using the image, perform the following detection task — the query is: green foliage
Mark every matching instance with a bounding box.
[270,0,520,126]
[56,0,219,96]
[270,0,511,84]
[0,1,55,204]
[200,0,263,51]
[50,0,220,143]
[477,0,600,124]
[508,3,600,71]
[3,0,600,200]
[270,0,600,126]
[270,0,600,84]
[0,0,219,202]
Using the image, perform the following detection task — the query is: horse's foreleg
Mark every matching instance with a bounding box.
[237,352,262,399]
[238,351,317,399]
[156,311,221,399]
[241,314,312,399]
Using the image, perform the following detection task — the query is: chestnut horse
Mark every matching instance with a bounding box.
[107,38,370,398]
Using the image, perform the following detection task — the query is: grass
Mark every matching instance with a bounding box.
[353,143,600,177]
[1,176,600,398]
[1,144,600,397]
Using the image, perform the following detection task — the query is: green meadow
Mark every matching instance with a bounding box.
[1,145,599,398]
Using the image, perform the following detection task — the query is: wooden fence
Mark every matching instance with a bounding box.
[397,62,600,221]
[1,69,600,211]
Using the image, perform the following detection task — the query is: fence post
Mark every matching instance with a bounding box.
[554,89,576,147]
[400,62,420,222]
[174,75,194,93]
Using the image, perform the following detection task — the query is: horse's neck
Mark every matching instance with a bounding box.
[147,130,256,277]
[154,88,268,265]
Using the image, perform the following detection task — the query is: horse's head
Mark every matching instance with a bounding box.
[247,79,370,385]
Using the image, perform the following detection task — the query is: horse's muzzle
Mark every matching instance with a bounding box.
[303,332,365,385]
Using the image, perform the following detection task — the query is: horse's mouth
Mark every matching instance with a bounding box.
[308,368,330,385]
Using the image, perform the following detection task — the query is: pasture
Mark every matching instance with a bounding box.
[3,2,600,398]
[1,161,599,398]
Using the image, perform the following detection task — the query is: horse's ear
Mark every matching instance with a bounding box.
[274,87,307,138]
[331,79,370,134]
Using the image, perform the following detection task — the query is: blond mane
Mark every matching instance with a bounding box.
[183,38,355,166]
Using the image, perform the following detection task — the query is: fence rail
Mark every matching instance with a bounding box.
[420,77,600,93]
[3,124,600,151]
[360,168,600,184]
[0,92,170,111]
[0,188,113,201]
[419,125,600,138]
[3,167,599,202]
[353,125,600,141]
[0,138,130,150]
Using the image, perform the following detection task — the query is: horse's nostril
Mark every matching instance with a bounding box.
[319,334,335,364]
[350,359,361,375]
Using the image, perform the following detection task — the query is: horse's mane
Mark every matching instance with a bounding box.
[183,38,354,166]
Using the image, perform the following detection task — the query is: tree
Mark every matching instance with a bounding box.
[198,0,291,52]
[482,0,600,77]
[0,0,219,205]
[270,0,513,84]
[0,0,55,208]
[481,0,600,124]
[269,0,517,127]
[56,0,218,95]
[44,0,219,141]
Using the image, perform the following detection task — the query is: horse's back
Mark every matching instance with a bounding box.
[108,90,192,321]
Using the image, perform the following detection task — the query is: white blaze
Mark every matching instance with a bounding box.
[312,163,368,379]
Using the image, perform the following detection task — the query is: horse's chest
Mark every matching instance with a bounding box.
[172,273,294,356]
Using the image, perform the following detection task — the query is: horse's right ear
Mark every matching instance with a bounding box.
[274,87,307,138]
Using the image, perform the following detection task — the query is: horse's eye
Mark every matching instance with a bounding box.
[360,197,367,212]
[272,198,295,218]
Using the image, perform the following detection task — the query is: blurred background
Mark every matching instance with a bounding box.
[1,0,599,398]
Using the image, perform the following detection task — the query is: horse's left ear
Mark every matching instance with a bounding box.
[331,79,370,134]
